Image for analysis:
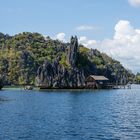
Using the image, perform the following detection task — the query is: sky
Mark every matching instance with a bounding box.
[1,0,140,73]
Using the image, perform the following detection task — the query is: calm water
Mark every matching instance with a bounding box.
[0,85,140,140]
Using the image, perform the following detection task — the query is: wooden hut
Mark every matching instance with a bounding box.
[85,75,109,89]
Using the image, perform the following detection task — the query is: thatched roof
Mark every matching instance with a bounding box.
[87,75,109,81]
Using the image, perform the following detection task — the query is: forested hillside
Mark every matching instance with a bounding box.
[0,32,134,87]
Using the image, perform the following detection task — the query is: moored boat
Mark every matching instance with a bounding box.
[24,85,33,90]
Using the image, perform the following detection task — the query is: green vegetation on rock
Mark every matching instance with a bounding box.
[0,32,134,86]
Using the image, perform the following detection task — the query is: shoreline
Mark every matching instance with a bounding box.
[1,84,139,91]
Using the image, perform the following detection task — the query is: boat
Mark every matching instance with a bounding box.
[24,85,33,90]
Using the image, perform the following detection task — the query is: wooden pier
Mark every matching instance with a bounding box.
[108,84,132,89]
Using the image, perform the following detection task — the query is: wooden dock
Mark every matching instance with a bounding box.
[108,84,131,89]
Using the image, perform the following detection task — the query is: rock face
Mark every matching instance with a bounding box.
[36,36,85,88]
[67,36,78,67]
[0,32,134,86]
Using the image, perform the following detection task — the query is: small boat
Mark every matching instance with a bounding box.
[24,85,33,90]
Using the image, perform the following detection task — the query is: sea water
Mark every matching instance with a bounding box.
[0,85,140,140]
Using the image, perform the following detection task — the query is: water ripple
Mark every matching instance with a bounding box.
[0,87,140,139]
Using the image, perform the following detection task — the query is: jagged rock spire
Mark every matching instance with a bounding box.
[67,36,78,67]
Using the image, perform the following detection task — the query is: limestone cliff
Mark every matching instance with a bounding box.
[0,32,134,87]
[36,36,85,88]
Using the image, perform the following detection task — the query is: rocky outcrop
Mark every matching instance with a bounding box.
[36,61,85,88]
[36,62,85,88]
[67,36,78,67]
[36,35,134,88]
[0,32,134,86]
[36,36,85,88]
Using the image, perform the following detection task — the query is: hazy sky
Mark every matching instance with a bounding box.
[1,0,140,72]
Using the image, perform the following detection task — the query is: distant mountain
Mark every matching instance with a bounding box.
[0,32,134,88]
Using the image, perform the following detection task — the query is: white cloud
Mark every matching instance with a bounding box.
[79,20,140,72]
[79,36,97,48]
[55,32,66,42]
[128,0,140,7]
[76,25,100,31]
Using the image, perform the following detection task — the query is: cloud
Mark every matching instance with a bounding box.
[79,36,97,48]
[55,32,66,42]
[128,0,140,7]
[76,25,100,31]
[79,20,140,72]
